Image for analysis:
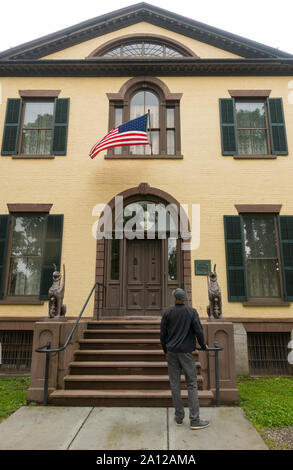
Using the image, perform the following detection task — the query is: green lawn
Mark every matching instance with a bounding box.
[0,377,31,423]
[237,376,293,449]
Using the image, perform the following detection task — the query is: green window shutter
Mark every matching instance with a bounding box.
[1,98,22,155]
[219,98,237,155]
[278,216,293,301]
[51,98,70,155]
[39,215,64,300]
[224,215,247,301]
[267,98,288,155]
[0,215,10,299]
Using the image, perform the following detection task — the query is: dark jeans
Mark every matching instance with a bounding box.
[166,351,200,423]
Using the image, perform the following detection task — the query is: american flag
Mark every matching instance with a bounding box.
[89,113,149,159]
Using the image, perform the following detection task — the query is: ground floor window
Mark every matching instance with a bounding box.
[8,215,45,296]
[242,214,281,299]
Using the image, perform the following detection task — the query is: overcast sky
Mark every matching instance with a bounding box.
[1,0,293,54]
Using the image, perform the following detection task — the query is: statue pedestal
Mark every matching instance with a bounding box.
[27,320,88,404]
[207,317,224,322]
[44,317,67,322]
[199,320,239,405]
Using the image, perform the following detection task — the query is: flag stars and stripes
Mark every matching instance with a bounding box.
[89,113,149,159]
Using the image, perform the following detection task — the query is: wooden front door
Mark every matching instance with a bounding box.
[103,236,182,316]
[126,239,162,315]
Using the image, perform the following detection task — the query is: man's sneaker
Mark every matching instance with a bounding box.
[190,420,209,430]
[175,417,184,426]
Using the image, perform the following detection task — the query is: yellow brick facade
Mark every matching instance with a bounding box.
[0,21,293,322]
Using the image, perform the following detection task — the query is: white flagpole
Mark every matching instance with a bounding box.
[147,109,153,156]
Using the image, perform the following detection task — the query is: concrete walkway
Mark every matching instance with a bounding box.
[0,406,268,450]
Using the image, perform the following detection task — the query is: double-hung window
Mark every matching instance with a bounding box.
[1,96,70,157]
[235,100,270,155]
[219,95,288,157]
[8,215,46,296]
[21,100,54,155]
[224,211,293,304]
[107,78,182,158]
[0,210,63,303]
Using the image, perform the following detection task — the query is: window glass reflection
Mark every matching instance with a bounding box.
[8,216,45,295]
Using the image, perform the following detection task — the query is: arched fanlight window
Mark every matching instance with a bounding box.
[102,41,185,58]
[122,200,178,234]
[88,34,197,60]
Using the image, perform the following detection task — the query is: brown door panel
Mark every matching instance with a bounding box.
[126,238,162,313]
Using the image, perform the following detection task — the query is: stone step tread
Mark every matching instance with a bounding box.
[64,374,203,382]
[75,350,197,355]
[84,329,160,333]
[50,389,213,398]
[70,361,200,367]
[88,320,161,324]
[79,339,161,343]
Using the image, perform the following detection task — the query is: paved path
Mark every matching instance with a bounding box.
[0,406,268,450]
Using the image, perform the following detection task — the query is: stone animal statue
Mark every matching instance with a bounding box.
[48,264,66,318]
[207,264,223,320]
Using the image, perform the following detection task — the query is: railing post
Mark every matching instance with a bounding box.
[214,341,220,407]
[43,342,51,406]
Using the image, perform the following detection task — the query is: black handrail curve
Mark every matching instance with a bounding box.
[35,281,98,405]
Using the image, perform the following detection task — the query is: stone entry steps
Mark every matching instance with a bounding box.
[79,339,163,350]
[63,374,204,390]
[73,349,199,362]
[50,318,213,407]
[50,389,214,407]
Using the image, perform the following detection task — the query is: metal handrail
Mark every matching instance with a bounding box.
[196,341,223,406]
[35,281,98,405]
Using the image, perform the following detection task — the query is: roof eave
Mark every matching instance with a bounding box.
[1,57,293,77]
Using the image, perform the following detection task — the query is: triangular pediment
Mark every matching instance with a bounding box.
[0,2,291,61]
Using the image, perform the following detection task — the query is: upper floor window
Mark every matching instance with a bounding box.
[219,96,288,157]
[21,100,54,155]
[107,77,182,159]
[130,90,159,155]
[235,100,270,155]
[1,95,70,158]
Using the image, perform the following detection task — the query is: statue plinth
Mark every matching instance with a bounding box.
[207,317,224,322]
[44,316,67,322]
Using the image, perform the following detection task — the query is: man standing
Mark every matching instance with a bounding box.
[160,288,209,430]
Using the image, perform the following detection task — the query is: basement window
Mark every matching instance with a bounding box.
[247,332,292,376]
